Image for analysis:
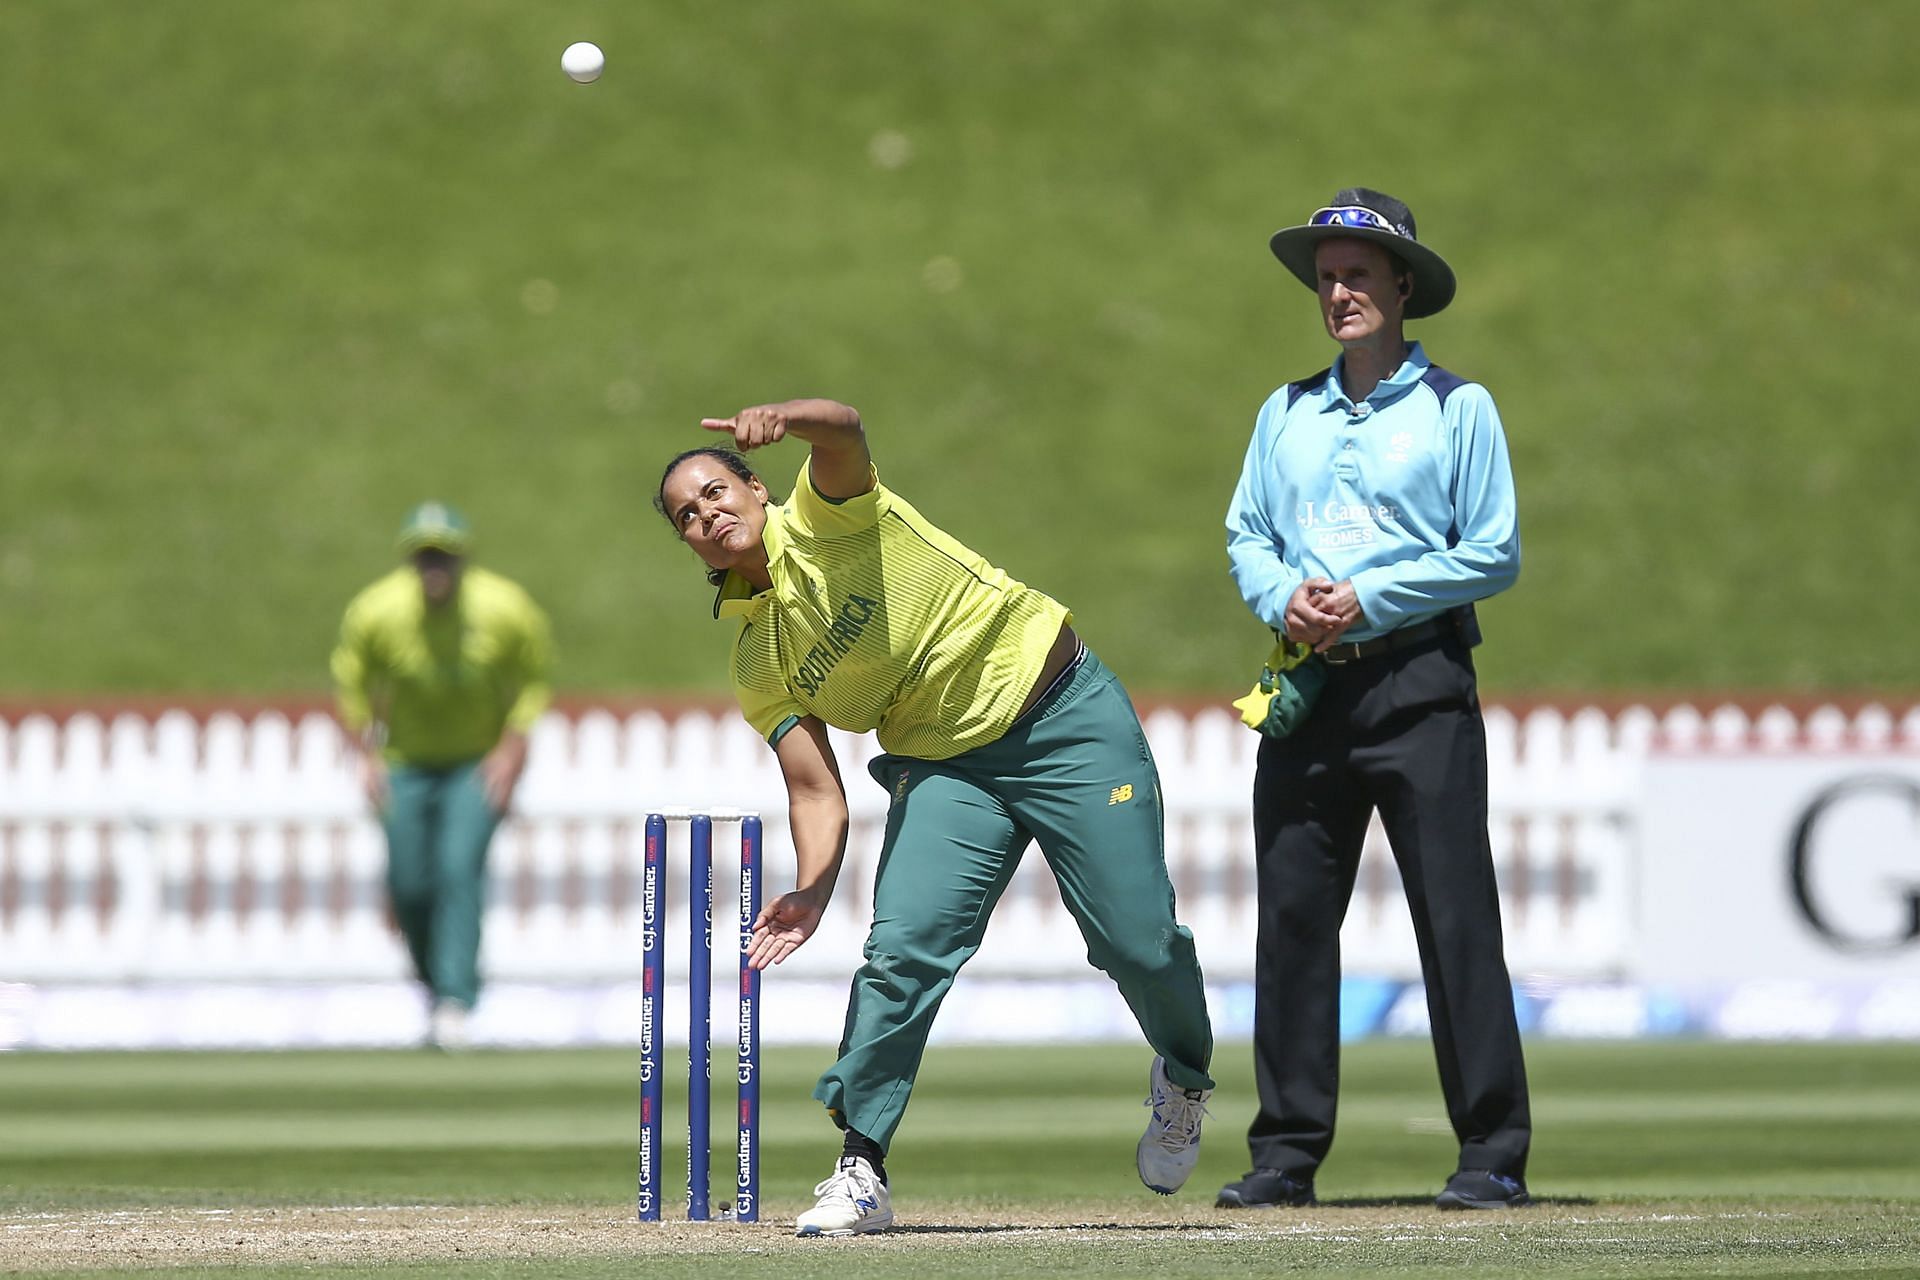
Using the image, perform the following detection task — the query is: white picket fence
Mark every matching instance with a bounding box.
[3,700,1911,990]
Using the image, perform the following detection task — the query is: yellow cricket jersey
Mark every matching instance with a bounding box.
[715,459,1070,761]
[331,565,553,767]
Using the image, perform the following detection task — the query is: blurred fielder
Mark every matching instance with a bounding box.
[331,503,553,1050]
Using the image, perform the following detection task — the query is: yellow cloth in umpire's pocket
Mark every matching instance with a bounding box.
[1232,639,1327,739]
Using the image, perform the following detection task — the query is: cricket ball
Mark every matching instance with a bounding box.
[561,42,604,84]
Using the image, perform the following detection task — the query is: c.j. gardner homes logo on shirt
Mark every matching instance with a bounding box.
[1295,500,1403,552]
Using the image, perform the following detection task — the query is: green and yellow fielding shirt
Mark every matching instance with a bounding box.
[716,459,1070,761]
[331,565,553,767]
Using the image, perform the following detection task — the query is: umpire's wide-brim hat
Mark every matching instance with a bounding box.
[1268,187,1456,319]
[397,501,472,555]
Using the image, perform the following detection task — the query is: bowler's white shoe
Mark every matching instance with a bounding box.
[428,1001,471,1052]
[1136,1055,1210,1194]
[795,1155,893,1237]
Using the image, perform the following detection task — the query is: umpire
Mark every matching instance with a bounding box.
[332,503,553,1050]
[1219,188,1531,1209]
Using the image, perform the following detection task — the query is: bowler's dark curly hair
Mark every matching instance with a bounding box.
[654,447,779,586]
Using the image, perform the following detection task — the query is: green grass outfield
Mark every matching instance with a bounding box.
[5,1040,1919,1277]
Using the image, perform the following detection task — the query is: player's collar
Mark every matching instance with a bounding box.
[711,502,788,619]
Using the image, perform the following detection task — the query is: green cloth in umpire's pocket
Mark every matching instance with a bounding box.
[1231,639,1326,739]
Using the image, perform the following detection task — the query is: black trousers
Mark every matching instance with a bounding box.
[1247,633,1530,1181]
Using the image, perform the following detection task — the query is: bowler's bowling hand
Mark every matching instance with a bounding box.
[747,888,827,970]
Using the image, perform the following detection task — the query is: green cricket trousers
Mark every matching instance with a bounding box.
[814,648,1215,1150]
[381,759,502,1009]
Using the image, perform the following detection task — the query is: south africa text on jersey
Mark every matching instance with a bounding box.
[791,594,882,696]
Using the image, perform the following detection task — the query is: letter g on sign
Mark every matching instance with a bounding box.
[1788,775,1920,951]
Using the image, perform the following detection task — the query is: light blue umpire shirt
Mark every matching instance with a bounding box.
[1226,341,1520,644]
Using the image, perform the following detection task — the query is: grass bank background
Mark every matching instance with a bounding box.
[3,1,1916,698]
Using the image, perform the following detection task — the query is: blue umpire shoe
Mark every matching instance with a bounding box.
[1435,1169,1530,1210]
[1215,1168,1317,1208]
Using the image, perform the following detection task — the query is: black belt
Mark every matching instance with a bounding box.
[1319,608,1475,666]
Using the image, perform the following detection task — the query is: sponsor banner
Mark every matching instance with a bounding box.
[5,977,1919,1051]
[1636,754,1920,983]
[0,980,1210,1052]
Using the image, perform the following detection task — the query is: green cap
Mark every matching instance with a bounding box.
[396,502,471,555]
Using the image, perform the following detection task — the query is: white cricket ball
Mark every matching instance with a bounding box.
[561,41,604,84]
